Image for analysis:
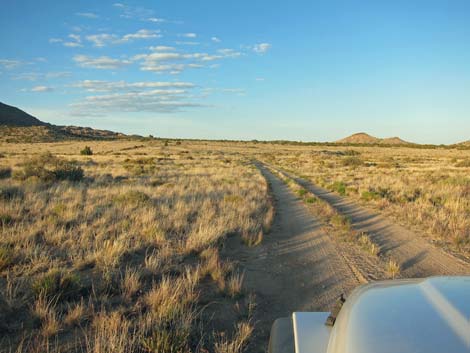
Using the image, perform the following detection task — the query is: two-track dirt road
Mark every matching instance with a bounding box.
[223,162,469,352]
[275,167,470,278]
[223,163,361,352]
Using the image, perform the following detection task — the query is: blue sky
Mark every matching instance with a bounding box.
[1,0,470,144]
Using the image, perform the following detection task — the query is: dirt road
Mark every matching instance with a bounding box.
[223,163,360,353]
[276,167,470,278]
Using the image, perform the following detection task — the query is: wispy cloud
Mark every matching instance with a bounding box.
[179,33,197,38]
[31,85,54,92]
[113,3,154,20]
[149,46,176,52]
[73,55,131,69]
[86,33,119,47]
[120,29,161,42]
[253,43,271,54]
[63,34,83,48]
[13,71,72,81]
[0,59,22,70]
[85,30,161,47]
[76,12,99,19]
[70,80,202,115]
[72,80,195,92]
[132,48,241,74]
[211,37,221,43]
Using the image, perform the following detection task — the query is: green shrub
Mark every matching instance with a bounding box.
[32,269,81,299]
[0,186,24,201]
[80,146,93,155]
[0,167,12,179]
[0,245,14,270]
[296,189,307,197]
[114,190,150,205]
[361,191,380,201]
[305,196,317,203]
[330,181,347,196]
[342,156,363,167]
[0,214,13,226]
[14,153,84,182]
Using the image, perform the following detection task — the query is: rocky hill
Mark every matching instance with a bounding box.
[0,102,130,142]
[337,132,411,145]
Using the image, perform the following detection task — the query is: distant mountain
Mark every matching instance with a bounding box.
[457,140,470,147]
[0,102,48,127]
[0,101,131,142]
[337,133,411,145]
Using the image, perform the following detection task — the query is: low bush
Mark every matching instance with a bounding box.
[0,167,12,179]
[0,245,14,270]
[342,156,363,167]
[32,269,81,300]
[330,181,347,196]
[0,186,23,201]
[80,146,93,155]
[14,153,84,182]
[114,190,150,205]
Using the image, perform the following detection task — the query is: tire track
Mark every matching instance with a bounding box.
[273,166,470,278]
[222,163,360,353]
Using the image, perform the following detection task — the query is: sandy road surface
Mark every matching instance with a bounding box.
[222,163,360,353]
[276,167,470,278]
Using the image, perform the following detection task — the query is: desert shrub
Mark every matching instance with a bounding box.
[330,181,347,196]
[343,150,361,156]
[0,167,12,179]
[14,153,84,182]
[0,186,23,201]
[80,146,93,155]
[305,196,317,203]
[361,190,380,201]
[123,158,156,175]
[342,156,363,167]
[296,189,307,197]
[0,213,13,226]
[32,269,81,300]
[0,245,14,270]
[114,190,150,205]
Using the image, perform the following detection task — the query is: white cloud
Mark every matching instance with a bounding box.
[35,57,47,62]
[180,33,197,38]
[76,12,99,19]
[120,29,161,42]
[0,59,22,69]
[31,85,54,92]
[211,37,221,43]
[132,46,243,74]
[149,46,176,51]
[147,17,165,23]
[86,33,119,47]
[85,30,161,47]
[73,80,195,92]
[63,34,83,48]
[255,77,265,81]
[70,84,202,115]
[73,55,131,69]
[113,3,154,20]
[253,43,271,54]
[49,38,63,43]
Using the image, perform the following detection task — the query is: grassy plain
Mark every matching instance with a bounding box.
[0,140,273,352]
[258,145,470,257]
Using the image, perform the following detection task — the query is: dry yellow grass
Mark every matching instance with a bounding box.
[0,139,274,352]
[260,145,470,256]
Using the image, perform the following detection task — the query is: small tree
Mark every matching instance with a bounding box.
[80,146,93,156]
